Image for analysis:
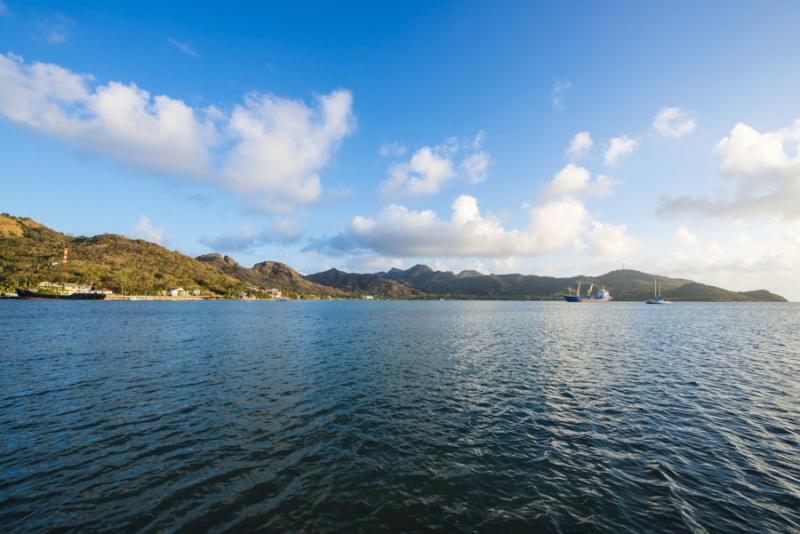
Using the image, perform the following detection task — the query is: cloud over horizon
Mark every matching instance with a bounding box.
[659,119,800,220]
[201,218,302,252]
[132,215,165,245]
[312,160,633,260]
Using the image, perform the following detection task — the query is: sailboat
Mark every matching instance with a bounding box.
[646,279,672,304]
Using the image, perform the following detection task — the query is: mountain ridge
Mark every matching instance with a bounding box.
[310,264,787,302]
[0,214,787,301]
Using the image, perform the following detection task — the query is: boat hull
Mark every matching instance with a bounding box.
[563,295,612,303]
[16,289,106,300]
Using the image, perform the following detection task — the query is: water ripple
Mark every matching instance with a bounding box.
[1,301,799,532]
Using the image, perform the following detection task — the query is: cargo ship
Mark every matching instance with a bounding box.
[563,282,612,302]
[16,288,107,300]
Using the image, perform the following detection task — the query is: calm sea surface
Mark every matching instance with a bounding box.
[1,301,799,532]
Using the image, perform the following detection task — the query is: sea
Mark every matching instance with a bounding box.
[1,300,799,532]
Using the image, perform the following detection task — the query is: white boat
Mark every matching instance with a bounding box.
[646,279,671,304]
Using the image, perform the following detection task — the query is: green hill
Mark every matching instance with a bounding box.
[0,214,345,298]
[335,265,786,301]
[196,254,348,298]
[0,214,787,301]
[1,214,245,296]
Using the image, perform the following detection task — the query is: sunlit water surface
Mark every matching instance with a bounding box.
[1,301,799,532]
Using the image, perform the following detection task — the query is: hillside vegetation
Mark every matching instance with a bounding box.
[306,268,423,297]
[196,254,348,297]
[0,214,342,298]
[316,265,787,302]
[0,214,245,295]
[0,214,787,301]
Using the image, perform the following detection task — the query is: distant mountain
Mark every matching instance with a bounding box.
[196,254,346,297]
[318,264,786,302]
[0,214,787,301]
[306,268,422,297]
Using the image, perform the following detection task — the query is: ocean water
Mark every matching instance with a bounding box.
[1,300,799,532]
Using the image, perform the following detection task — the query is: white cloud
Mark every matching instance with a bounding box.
[587,222,637,257]
[604,135,639,166]
[717,121,799,178]
[675,225,698,245]
[343,254,404,272]
[543,163,616,199]
[378,142,407,157]
[380,146,455,197]
[201,218,302,252]
[328,157,629,260]
[0,53,355,212]
[653,107,696,138]
[462,151,491,183]
[168,38,198,58]
[379,135,489,197]
[659,119,800,220]
[348,195,589,257]
[551,79,572,111]
[132,215,165,245]
[646,222,800,300]
[37,12,73,44]
[224,90,354,211]
[566,131,593,160]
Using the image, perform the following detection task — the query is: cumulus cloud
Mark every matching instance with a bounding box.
[675,225,698,245]
[168,38,198,57]
[462,151,491,183]
[586,222,637,257]
[201,218,302,252]
[316,156,631,260]
[551,79,572,111]
[653,107,696,138]
[543,163,616,199]
[566,131,593,160]
[347,195,588,257]
[604,135,639,165]
[378,142,407,157]
[647,223,800,300]
[380,134,489,197]
[224,90,354,211]
[132,215,165,245]
[0,53,355,212]
[381,146,455,197]
[659,119,800,220]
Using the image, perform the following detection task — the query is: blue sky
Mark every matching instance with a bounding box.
[2,1,800,299]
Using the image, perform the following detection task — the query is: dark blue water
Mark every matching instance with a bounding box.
[1,301,799,532]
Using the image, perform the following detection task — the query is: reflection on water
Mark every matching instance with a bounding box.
[1,301,799,531]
